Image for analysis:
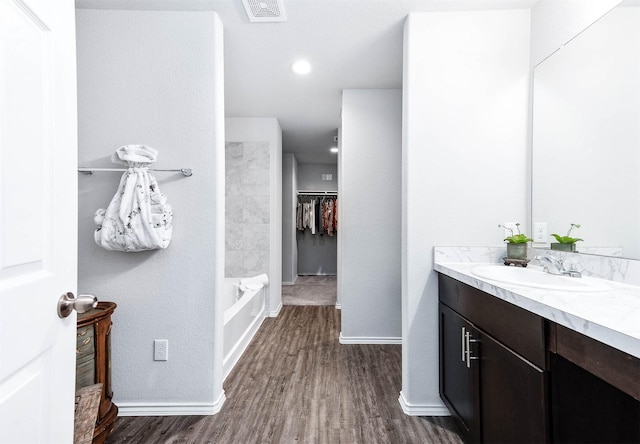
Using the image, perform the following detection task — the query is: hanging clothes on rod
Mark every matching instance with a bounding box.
[296,190,337,196]
[296,192,338,236]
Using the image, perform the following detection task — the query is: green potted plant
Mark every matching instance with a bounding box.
[551,223,583,252]
[499,223,533,260]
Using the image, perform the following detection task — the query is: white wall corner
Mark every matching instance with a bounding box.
[398,391,450,417]
[401,7,530,418]
[269,300,283,317]
[282,272,298,286]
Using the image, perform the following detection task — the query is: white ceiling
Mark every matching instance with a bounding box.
[77,0,536,164]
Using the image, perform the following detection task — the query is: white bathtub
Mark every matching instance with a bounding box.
[223,278,266,379]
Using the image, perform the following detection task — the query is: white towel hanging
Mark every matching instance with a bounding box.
[94,145,173,252]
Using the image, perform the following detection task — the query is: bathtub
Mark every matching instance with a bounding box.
[223,278,266,379]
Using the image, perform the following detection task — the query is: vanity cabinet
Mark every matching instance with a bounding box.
[549,323,640,443]
[438,274,548,443]
[439,270,640,444]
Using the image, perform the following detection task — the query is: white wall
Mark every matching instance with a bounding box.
[226,118,283,316]
[530,0,621,66]
[76,9,226,414]
[401,10,530,414]
[297,163,338,191]
[282,153,298,284]
[340,89,402,343]
[337,127,343,308]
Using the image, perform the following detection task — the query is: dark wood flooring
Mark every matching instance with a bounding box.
[107,306,462,443]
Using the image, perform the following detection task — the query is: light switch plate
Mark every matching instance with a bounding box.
[154,339,168,361]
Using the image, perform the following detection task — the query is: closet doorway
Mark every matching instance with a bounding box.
[282,160,338,306]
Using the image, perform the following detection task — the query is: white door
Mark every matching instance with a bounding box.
[0,0,78,442]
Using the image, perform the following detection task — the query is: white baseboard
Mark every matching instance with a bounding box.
[117,392,226,416]
[269,300,282,317]
[282,275,299,286]
[334,303,341,309]
[339,332,401,344]
[397,391,450,416]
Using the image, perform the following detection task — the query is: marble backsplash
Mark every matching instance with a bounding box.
[434,246,640,287]
[225,141,271,278]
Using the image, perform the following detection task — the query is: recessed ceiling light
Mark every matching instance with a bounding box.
[291,59,312,75]
[330,147,339,153]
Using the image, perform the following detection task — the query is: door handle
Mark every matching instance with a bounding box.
[465,331,480,368]
[57,292,98,318]
[461,326,467,362]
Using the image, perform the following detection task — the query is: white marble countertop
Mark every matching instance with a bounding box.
[434,260,640,359]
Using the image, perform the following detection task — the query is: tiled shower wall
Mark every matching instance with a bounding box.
[225,141,271,277]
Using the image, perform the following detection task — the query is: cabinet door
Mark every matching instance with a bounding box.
[480,331,547,443]
[551,353,640,444]
[439,303,481,443]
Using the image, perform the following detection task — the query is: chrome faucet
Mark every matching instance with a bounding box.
[534,255,564,275]
[534,255,582,278]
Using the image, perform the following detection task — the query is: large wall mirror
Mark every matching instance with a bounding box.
[532,0,640,260]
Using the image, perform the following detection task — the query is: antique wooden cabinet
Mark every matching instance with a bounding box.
[77,302,118,444]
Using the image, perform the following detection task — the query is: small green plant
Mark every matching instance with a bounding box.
[498,223,533,244]
[551,223,583,244]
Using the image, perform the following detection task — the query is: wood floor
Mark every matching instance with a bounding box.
[107,306,462,443]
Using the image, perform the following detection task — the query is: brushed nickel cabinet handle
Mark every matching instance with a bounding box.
[465,331,480,368]
[461,327,467,362]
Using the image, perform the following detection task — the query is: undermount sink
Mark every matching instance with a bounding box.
[471,265,612,292]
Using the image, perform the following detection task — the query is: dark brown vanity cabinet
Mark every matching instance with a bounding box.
[549,323,640,443]
[438,274,548,443]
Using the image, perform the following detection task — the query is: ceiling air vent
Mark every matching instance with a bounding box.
[242,0,287,23]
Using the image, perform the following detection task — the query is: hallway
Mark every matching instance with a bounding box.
[282,276,337,306]
[107,306,462,443]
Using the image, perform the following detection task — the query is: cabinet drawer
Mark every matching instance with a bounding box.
[77,324,95,362]
[438,274,546,368]
[551,323,640,400]
[76,357,95,390]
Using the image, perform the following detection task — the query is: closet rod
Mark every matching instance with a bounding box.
[78,167,193,177]
[297,190,337,195]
